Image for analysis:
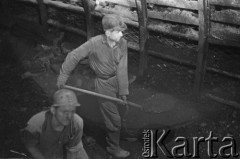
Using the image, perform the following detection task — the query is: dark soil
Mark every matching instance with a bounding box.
[0,23,240,159]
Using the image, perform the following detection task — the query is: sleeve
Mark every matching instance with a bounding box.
[117,39,129,95]
[57,40,93,86]
[21,112,45,147]
[67,114,84,153]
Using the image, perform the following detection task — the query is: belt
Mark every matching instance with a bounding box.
[97,74,116,80]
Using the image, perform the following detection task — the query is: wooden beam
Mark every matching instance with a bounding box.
[105,0,199,10]
[19,0,85,13]
[147,0,198,10]
[47,19,87,37]
[211,10,240,26]
[82,0,95,39]
[36,0,48,28]
[105,0,136,8]
[194,0,209,94]
[209,0,240,9]
[148,10,199,26]
[135,0,149,76]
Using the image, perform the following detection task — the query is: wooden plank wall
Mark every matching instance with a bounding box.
[9,0,240,94]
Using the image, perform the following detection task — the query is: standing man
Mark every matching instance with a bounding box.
[57,14,130,157]
[21,89,89,159]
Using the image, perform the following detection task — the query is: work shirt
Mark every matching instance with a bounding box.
[58,35,129,96]
[22,110,85,159]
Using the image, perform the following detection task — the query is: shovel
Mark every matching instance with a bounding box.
[64,85,143,110]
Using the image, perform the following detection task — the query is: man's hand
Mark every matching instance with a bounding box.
[56,81,65,89]
[119,95,127,105]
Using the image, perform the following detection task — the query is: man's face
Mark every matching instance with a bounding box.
[108,30,123,42]
[53,106,76,126]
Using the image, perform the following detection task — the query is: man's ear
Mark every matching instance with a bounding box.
[50,107,56,114]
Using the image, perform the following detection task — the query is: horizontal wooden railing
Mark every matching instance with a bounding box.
[105,0,198,10]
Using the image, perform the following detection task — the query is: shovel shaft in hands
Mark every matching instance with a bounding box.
[64,85,143,110]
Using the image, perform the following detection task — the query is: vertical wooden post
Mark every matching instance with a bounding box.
[135,0,149,76]
[82,0,95,40]
[36,0,48,28]
[194,0,209,94]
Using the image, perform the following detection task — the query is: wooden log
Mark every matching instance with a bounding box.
[105,0,198,10]
[148,9,199,26]
[82,0,95,39]
[105,0,136,8]
[210,0,240,9]
[19,0,85,13]
[194,0,209,94]
[47,19,87,37]
[36,0,48,28]
[211,10,240,26]
[147,23,198,41]
[95,5,138,22]
[209,38,240,48]
[135,0,149,76]
[147,0,198,10]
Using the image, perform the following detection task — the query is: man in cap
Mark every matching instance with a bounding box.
[21,89,89,159]
[57,14,130,157]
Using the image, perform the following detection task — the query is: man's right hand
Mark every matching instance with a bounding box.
[56,81,65,89]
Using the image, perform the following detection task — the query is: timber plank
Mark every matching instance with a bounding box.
[95,5,138,21]
[211,10,240,26]
[20,0,85,13]
[105,0,136,8]
[210,0,240,9]
[148,10,199,26]
[147,0,198,10]
[106,0,198,10]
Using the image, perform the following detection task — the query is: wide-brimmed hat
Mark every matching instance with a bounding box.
[102,14,127,31]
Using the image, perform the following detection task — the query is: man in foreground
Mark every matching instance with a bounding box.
[21,89,89,159]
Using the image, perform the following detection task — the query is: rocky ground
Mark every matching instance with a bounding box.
[0,24,240,159]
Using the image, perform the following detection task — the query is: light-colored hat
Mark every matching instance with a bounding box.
[102,14,127,31]
[52,89,80,107]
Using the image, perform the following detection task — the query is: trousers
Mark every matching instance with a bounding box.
[95,76,121,150]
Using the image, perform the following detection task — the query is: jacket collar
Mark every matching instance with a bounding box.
[101,34,122,49]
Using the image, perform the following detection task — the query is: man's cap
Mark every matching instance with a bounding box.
[102,14,127,31]
[52,89,80,107]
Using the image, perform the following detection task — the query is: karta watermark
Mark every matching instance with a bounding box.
[142,129,239,158]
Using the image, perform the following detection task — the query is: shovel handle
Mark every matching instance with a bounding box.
[64,85,142,109]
